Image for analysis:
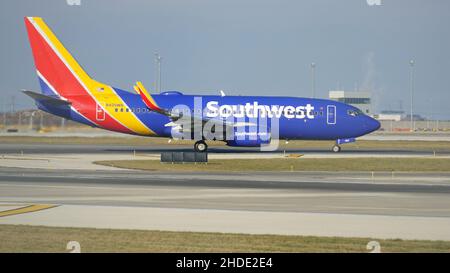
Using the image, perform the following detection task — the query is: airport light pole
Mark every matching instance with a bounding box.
[409,59,415,132]
[39,111,43,129]
[154,53,158,93]
[311,62,316,98]
[2,103,6,130]
[10,96,15,114]
[155,53,162,93]
[29,111,36,131]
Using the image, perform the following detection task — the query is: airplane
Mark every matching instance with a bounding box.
[22,17,380,153]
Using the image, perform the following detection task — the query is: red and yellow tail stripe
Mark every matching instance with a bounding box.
[24,17,156,136]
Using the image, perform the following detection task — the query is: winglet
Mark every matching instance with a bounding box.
[134,81,163,112]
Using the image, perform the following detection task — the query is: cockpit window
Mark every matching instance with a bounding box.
[347,109,363,117]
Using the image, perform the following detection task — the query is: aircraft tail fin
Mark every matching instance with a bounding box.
[24,17,93,99]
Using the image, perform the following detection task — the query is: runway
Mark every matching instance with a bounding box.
[1,142,450,240]
[1,167,450,216]
[0,142,448,157]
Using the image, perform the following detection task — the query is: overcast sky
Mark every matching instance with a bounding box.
[1,0,449,119]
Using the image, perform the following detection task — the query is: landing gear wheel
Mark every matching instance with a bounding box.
[332,145,341,153]
[194,141,208,152]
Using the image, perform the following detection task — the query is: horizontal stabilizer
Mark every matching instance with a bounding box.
[22,90,71,106]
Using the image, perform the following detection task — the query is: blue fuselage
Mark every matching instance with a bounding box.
[37,87,381,143]
[75,89,381,141]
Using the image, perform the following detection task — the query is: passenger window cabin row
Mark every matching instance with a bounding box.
[114,108,325,117]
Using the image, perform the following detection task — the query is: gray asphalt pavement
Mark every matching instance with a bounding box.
[0,143,447,156]
[1,142,450,240]
[0,167,449,217]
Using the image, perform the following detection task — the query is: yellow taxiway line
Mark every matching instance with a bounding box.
[0,204,58,218]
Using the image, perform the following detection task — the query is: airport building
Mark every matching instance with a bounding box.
[373,110,404,121]
[328,90,372,115]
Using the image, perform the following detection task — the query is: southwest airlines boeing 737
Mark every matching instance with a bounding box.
[23,17,380,153]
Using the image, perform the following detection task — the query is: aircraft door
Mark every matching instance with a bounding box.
[96,103,106,121]
[327,105,336,125]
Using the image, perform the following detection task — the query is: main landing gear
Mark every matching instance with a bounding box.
[194,140,208,152]
[332,145,341,153]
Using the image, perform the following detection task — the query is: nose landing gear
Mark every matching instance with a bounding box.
[332,138,356,152]
[194,140,208,152]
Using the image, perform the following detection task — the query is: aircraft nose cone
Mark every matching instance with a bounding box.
[365,117,381,133]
